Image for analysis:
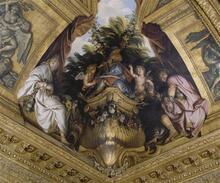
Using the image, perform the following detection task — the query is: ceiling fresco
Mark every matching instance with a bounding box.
[185,27,220,101]
[0,0,220,182]
[0,1,33,88]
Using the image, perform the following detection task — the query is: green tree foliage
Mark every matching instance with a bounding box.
[63,15,153,98]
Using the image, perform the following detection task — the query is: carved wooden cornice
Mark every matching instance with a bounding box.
[1,111,220,183]
[0,113,109,183]
[114,129,220,183]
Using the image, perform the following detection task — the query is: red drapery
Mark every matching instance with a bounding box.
[141,22,196,88]
[141,22,189,76]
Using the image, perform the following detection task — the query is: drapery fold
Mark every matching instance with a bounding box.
[141,22,190,77]
[39,15,94,72]
[38,15,94,92]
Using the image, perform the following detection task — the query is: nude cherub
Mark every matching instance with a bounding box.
[129,65,154,99]
[75,64,97,91]
[82,64,97,91]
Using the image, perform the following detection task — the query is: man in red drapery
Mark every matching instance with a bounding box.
[141,22,208,142]
[141,22,192,78]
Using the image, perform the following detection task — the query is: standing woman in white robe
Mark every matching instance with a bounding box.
[17,55,69,144]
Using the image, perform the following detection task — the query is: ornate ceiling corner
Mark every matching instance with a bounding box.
[136,0,160,25]
[186,169,220,183]
[140,0,220,46]
[110,129,220,183]
[136,0,180,26]
[42,0,98,23]
[0,112,111,183]
[0,0,220,182]
[141,0,191,29]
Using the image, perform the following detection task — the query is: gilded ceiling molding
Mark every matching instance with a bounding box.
[0,1,220,182]
[0,112,110,183]
[139,0,220,47]
[187,169,220,183]
[0,155,50,183]
[187,0,220,45]
[87,0,99,15]
[211,0,220,13]
[43,0,98,23]
[136,0,160,26]
[112,129,220,183]
[140,0,191,28]
[1,109,220,183]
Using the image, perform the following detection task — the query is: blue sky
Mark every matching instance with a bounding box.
[70,0,155,57]
[70,0,136,55]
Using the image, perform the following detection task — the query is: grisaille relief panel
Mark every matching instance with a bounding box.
[185,27,220,101]
[0,1,33,89]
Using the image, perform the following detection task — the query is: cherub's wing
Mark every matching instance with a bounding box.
[75,72,85,80]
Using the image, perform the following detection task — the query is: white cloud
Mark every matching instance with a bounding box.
[70,0,136,56]
[69,32,91,56]
[143,37,155,57]
[69,0,155,60]
[97,0,133,25]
